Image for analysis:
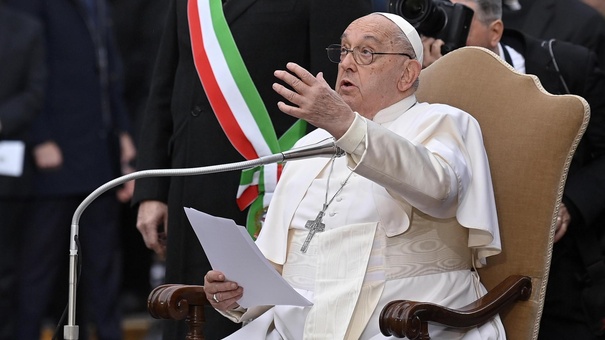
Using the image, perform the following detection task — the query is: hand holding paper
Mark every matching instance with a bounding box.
[184,207,312,308]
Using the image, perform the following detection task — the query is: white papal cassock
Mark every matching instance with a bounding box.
[220,95,506,339]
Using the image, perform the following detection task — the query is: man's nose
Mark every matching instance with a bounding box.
[340,51,357,68]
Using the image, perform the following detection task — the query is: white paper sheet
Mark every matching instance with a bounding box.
[184,207,312,308]
[0,140,25,177]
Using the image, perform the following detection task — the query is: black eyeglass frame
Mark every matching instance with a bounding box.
[325,44,414,65]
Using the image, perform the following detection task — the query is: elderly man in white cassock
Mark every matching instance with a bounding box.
[203,12,507,340]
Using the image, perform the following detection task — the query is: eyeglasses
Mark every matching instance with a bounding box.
[326,44,414,65]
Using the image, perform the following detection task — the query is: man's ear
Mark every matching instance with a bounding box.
[489,19,504,50]
[398,59,422,92]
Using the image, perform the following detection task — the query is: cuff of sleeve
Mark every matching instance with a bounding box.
[219,304,273,325]
[218,305,248,323]
[336,112,366,154]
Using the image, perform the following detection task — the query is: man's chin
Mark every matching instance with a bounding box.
[337,93,357,108]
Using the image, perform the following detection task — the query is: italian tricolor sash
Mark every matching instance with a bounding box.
[187,0,305,238]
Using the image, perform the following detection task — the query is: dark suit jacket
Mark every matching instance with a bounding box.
[110,0,169,141]
[502,28,605,336]
[502,29,605,231]
[6,0,131,197]
[502,0,605,70]
[0,5,45,197]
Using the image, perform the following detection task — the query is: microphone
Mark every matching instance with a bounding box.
[63,138,344,339]
[281,137,345,161]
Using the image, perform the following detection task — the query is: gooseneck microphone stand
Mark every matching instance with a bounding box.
[63,139,344,339]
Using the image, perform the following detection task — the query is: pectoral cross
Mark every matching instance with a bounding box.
[300,206,326,253]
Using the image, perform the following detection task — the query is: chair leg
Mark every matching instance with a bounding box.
[185,304,205,340]
[148,284,208,340]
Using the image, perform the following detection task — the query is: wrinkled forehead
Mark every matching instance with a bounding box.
[341,13,423,64]
[341,15,394,45]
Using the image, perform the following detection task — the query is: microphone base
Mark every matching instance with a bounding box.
[64,325,79,340]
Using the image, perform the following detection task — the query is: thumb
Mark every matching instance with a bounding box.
[316,72,330,86]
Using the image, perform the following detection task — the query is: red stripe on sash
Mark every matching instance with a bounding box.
[187,0,258,160]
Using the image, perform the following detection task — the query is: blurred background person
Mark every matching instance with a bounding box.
[502,0,605,71]
[5,0,135,339]
[582,0,605,18]
[110,0,169,315]
[132,0,372,339]
[421,0,605,338]
[0,1,45,339]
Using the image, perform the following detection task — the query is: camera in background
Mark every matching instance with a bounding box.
[373,0,474,55]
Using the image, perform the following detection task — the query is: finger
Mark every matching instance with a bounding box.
[155,244,166,261]
[560,202,568,213]
[272,81,302,106]
[553,222,568,243]
[212,296,242,312]
[136,223,157,249]
[428,39,444,55]
[205,270,226,284]
[157,231,167,247]
[560,208,571,223]
[285,62,317,86]
[208,283,241,297]
[163,215,169,237]
[148,236,163,257]
[315,72,329,87]
[276,100,305,120]
[204,275,240,301]
[555,216,563,230]
[204,276,238,295]
[208,286,243,310]
[154,233,167,260]
[137,222,165,258]
[274,68,301,86]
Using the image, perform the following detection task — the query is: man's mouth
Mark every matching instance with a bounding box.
[340,79,355,89]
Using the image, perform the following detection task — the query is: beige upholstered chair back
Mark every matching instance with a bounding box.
[416,46,589,340]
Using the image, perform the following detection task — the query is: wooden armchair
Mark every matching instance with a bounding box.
[379,46,589,339]
[147,46,590,339]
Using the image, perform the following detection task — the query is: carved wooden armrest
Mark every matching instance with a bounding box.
[148,284,208,340]
[379,275,532,340]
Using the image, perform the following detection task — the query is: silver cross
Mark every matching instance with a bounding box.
[300,209,326,253]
